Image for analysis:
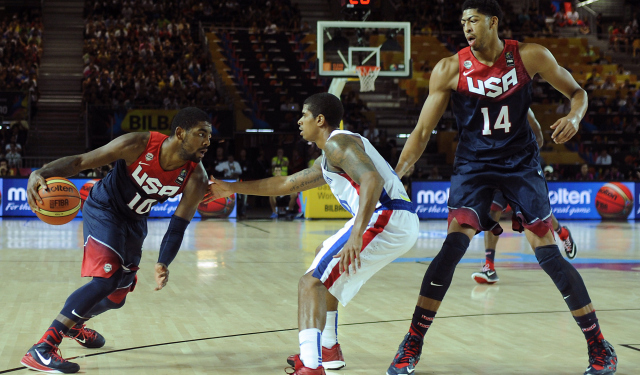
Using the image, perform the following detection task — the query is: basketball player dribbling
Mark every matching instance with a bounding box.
[473,109,578,284]
[21,107,212,373]
[387,1,617,374]
[208,93,419,375]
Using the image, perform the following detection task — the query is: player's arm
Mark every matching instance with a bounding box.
[207,156,325,199]
[528,108,544,148]
[26,132,149,211]
[395,56,457,178]
[324,135,385,275]
[521,43,587,144]
[155,162,208,291]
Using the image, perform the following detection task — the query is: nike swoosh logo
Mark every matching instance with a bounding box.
[139,162,150,166]
[487,271,495,276]
[563,295,570,300]
[463,69,475,76]
[430,282,443,287]
[35,349,51,365]
[76,337,86,344]
[71,309,83,319]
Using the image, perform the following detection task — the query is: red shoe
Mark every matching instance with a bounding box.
[322,343,346,370]
[21,341,80,373]
[285,354,326,374]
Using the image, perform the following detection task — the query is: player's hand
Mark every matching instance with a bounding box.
[550,115,579,144]
[333,233,362,275]
[203,179,233,203]
[154,263,169,291]
[26,171,47,212]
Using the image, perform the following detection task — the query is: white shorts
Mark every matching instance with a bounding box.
[307,209,419,306]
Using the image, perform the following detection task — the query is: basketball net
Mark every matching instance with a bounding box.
[356,66,381,92]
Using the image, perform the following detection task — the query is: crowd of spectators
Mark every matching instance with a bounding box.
[82,0,220,109]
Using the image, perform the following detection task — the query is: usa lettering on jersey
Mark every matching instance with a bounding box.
[467,68,518,98]
[131,163,180,197]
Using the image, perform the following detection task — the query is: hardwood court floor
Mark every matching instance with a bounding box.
[1,218,639,374]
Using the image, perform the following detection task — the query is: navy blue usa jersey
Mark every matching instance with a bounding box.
[88,132,198,220]
[451,39,536,162]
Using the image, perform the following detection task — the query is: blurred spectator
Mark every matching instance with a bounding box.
[602,165,624,181]
[575,164,594,181]
[428,166,443,180]
[0,159,9,176]
[363,121,380,145]
[5,143,22,168]
[544,165,557,181]
[595,149,612,165]
[209,146,226,179]
[215,154,242,179]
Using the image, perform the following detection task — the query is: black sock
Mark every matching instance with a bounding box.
[409,306,436,338]
[574,311,604,344]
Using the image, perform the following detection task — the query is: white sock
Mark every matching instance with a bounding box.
[321,311,338,349]
[299,328,322,369]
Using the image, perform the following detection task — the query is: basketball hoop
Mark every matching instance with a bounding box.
[356,66,381,92]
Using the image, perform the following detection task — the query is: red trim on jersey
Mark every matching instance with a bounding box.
[125,132,198,201]
[512,213,553,237]
[81,237,122,278]
[448,208,503,236]
[456,40,531,101]
[339,173,361,195]
[322,210,393,289]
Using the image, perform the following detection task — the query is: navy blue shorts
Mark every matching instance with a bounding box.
[491,191,508,212]
[448,144,553,237]
[81,196,147,289]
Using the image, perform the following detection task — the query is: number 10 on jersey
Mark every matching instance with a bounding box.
[481,106,511,135]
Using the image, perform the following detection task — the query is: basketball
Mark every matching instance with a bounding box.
[35,177,82,225]
[197,194,236,218]
[595,182,633,219]
[79,179,98,211]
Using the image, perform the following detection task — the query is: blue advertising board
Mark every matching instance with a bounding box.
[1,178,235,219]
[412,181,637,220]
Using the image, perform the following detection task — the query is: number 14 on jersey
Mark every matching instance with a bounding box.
[481,106,511,135]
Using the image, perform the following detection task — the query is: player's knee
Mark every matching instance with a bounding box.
[440,232,470,268]
[299,272,323,292]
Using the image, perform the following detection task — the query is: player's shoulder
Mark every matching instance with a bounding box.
[428,54,460,90]
[518,42,550,59]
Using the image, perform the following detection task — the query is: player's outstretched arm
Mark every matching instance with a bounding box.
[206,156,326,200]
[521,43,587,144]
[324,135,384,275]
[528,108,544,148]
[395,57,457,179]
[155,163,209,291]
[27,132,148,212]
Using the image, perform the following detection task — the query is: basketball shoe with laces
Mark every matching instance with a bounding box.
[386,332,423,375]
[471,263,499,284]
[62,324,105,348]
[285,354,326,374]
[321,344,345,370]
[561,226,578,259]
[21,341,80,373]
[584,339,617,375]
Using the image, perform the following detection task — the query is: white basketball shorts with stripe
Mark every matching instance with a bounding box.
[307,209,419,306]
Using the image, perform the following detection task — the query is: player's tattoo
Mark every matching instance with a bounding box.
[286,167,325,192]
[323,135,377,184]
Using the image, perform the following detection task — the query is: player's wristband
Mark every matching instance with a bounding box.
[157,215,190,266]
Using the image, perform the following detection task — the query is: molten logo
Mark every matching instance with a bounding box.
[548,188,591,205]
[416,189,449,204]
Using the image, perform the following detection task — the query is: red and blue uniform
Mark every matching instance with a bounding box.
[447,40,552,237]
[82,132,197,302]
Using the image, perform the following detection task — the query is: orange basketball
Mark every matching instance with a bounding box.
[595,182,633,219]
[197,194,236,218]
[35,177,81,225]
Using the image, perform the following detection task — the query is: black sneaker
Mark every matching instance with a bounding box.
[471,264,499,284]
[584,339,617,374]
[386,333,423,375]
[63,324,106,348]
[21,341,80,373]
[562,226,578,259]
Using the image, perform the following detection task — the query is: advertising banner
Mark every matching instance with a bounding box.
[118,109,234,138]
[1,178,236,219]
[412,181,636,220]
[302,185,352,219]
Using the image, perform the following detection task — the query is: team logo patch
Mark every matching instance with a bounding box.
[463,60,473,69]
[505,52,515,67]
[145,153,154,161]
[104,263,112,273]
[175,169,187,185]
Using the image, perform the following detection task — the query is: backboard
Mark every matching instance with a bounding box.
[317,21,411,79]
